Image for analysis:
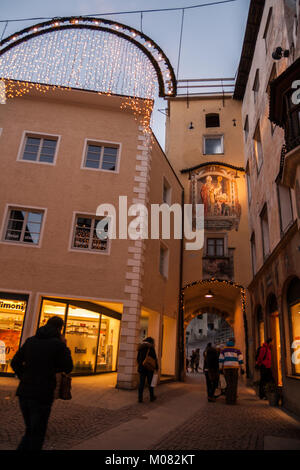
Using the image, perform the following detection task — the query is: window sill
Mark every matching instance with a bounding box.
[286,375,300,381]
[0,240,41,248]
[203,153,224,157]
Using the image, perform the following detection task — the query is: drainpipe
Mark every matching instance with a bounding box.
[177,188,185,381]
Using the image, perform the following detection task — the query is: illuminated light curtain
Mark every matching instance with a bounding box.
[0,29,157,132]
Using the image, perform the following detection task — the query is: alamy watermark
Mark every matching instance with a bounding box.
[291,80,300,105]
[95,196,204,251]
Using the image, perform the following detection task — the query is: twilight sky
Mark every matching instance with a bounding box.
[0,0,251,147]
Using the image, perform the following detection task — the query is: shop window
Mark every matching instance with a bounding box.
[203,135,224,155]
[38,298,121,375]
[20,134,58,164]
[83,142,119,172]
[3,208,44,246]
[207,237,224,257]
[205,113,220,128]
[253,121,263,172]
[159,243,169,278]
[277,183,293,234]
[96,314,120,373]
[72,215,109,252]
[260,204,270,258]
[0,294,28,374]
[287,278,300,376]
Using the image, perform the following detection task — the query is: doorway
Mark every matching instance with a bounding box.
[267,294,282,386]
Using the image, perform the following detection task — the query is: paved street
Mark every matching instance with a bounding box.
[1,373,300,451]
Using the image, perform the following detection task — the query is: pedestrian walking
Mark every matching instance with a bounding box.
[186,357,190,373]
[11,316,73,450]
[190,350,196,373]
[203,343,219,402]
[256,337,274,399]
[219,338,244,405]
[137,337,159,403]
[194,348,200,373]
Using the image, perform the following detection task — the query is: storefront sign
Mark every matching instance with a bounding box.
[75,347,87,354]
[0,299,26,313]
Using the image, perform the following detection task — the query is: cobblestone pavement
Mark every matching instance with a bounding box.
[1,373,300,450]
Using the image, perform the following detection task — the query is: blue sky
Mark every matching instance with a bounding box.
[1,0,251,147]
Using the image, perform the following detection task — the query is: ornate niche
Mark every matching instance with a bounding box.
[190,165,242,231]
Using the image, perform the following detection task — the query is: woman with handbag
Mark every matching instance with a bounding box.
[137,337,159,403]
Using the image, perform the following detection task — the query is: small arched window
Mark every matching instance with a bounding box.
[205,113,220,128]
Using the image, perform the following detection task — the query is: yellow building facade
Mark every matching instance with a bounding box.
[165,92,252,375]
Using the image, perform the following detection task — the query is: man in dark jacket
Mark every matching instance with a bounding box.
[137,337,158,403]
[11,316,73,450]
[203,343,219,402]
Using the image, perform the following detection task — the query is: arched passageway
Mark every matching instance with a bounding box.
[179,279,248,379]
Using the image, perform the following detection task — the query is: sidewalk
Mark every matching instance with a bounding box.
[1,373,300,450]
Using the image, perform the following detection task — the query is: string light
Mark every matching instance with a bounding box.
[0,18,176,132]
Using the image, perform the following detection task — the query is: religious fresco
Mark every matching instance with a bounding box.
[190,165,242,231]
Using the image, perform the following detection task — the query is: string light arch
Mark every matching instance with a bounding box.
[0,17,177,132]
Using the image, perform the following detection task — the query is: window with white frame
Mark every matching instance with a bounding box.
[203,135,224,155]
[3,208,44,245]
[84,142,119,171]
[159,243,169,278]
[21,134,58,164]
[72,215,109,252]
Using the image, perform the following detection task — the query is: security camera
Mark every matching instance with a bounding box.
[272,47,290,60]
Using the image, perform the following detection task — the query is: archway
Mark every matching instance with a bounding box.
[179,278,248,379]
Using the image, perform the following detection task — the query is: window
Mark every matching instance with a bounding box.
[263,7,273,53]
[267,65,277,135]
[252,69,260,104]
[84,142,119,171]
[287,277,300,376]
[207,238,224,257]
[244,115,249,141]
[253,121,263,171]
[260,204,270,258]
[159,243,169,278]
[246,161,252,202]
[163,178,172,204]
[3,208,44,245]
[205,113,220,128]
[72,215,109,252]
[277,184,293,233]
[251,232,256,275]
[21,134,58,164]
[203,135,224,155]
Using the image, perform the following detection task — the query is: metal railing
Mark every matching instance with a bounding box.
[176,77,235,97]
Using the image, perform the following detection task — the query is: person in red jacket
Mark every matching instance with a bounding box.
[256,337,274,399]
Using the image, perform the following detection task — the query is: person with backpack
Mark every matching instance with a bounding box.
[137,337,159,403]
[256,337,273,399]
